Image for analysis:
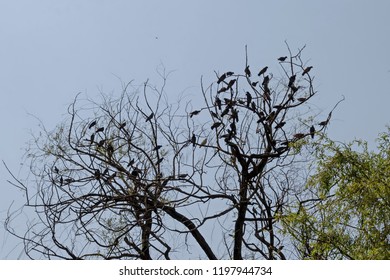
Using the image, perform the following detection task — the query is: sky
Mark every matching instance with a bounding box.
[1,0,389,259]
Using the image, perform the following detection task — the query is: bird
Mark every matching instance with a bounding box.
[131,169,139,177]
[145,112,154,122]
[226,71,234,76]
[155,158,164,165]
[119,122,126,129]
[217,73,227,84]
[191,133,196,147]
[262,75,270,87]
[293,133,305,139]
[90,133,95,143]
[275,121,286,129]
[251,101,257,112]
[251,81,259,87]
[97,139,106,147]
[302,66,313,76]
[178,173,188,179]
[107,143,114,157]
[210,111,219,119]
[96,127,104,133]
[127,158,135,167]
[258,66,268,76]
[297,97,307,102]
[54,166,59,173]
[231,109,239,122]
[245,65,251,77]
[211,122,223,130]
[200,138,207,146]
[217,87,228,93]
[246,92,252,108]
[278,56,287,62]
[88,120,97,129]
[226,79,236,90]
[153,145,163,151]
[310,125,315,139]
[215,96,222,110]
[190,110,201,118]
[288,74,296,88]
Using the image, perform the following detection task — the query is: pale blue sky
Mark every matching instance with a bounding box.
[1,0,389,259]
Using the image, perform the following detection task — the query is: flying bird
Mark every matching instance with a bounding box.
[190,110,201,118]
[88,120,97,129]
[258,66,268,76]
[302,66,313,76]
[278,56,287,62]
[145,112,154,122]
[245,65,251,77]
[310,125,315,139]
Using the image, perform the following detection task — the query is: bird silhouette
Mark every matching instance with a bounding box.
[191,133,196,147]
[278,56,287,62]
[97,139,106,147]
[215,97,222,110]
[226,71,234,76]
[96,127,104,133]
[88,120,97,129]
[226,79,236,90]
[153,145,163,151]
[211,122,223,130]
[90,133,95,143]
[210,111,219,119]
[297,97,307,102]
[245,65,251,77]
[217,87,228,93]
[262,75,270,86]
[119,122,126,129]
[217,73,227,84]
[178,173,188,179]
[258,66,268,76]
[246,92,252,107]
[293,133,305,139]
[190,110,201,118]
[145,112,154,122]
[251,81,259,87]
[302,66,313,76]
[200,138,207,146]
[155,158,164,165]
[275,121,286,129]
[310,125,315,139]
[288,74,296,88]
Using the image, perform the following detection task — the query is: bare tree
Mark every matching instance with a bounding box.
[5,45,334,259]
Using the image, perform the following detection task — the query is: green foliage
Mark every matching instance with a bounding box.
[283,129,390,259]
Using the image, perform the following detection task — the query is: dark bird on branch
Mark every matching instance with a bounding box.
[226,71,234,76]
[210,111,219,119]
[297,97,307,102]
[155,158,164,165]
[119,122,126,129]
[245,65,251,77]
[262,75,270,87]
[226,79,236,90]
[88,120,97,129]
[310,125,315,139]
[190,110,201,118]
[251,101,257,112]
[90,133,95,144]
[107,143,114,157]
[217,73,227,84]
[258,66,268,76]
[231,109,239,122]
[145,112,154,122]
[251,81,259,87]
[293,133,305,139]
[191,133,196,147]
[153,145,163,151]
[60,176,63,185]
[275,121,286,129]
[211,122,223,130]
[98,139,106,147]
[94,169,101,179]
[221,107,230,118]
[131,169,140,177]
[288,74,296,88]
[127,158,135,167]
[54,166,59,173]
[217,87,228,93]
[215,96,222,110]
[230,122,236,134]
[96,127,104,133]
[278,56,288,62]
[200,138,207,146]
[246,91,252,108]
[302,66,313,76]
[178,173,188,179]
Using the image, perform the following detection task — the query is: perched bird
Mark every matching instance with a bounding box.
[251,81,259,87]
[251,101,257,112]
[293,133,305,139]
[191,133,196,147]
[107,143,114,157]
[288,74,296,88]
[211,122,223,130]
[215,96,222,110]
[310,125,315,139]
[96,127,104,133]
[54,166,59,173]
[153,145,163,151]
[226,79,236,90]
[262,75,270,86]
[200,138,207,146]
[145,112,154,122]
[97,139,106,147]
[119,122,126,129]
[230,122,236,134]
[88,120,97,129]
[319,120,329,126]
[278,56,288,62]
[190,110,201,118]
[210,111,219,119]
[258,66,268,76]
[217,87,228,93]
[245,65,251,77]
[302,66,313,76]
[246,91,252,107]
[221,107,230,117]
[217,73,227,84]
[275,121,286,129]
[178,173,188,179]
[231,109,239,122]
[155,158,164,165]
[131,169,139,177]
[226,71,234,76]
[127,158,135,167]
[297,97,307,102]
[90,133,95,143]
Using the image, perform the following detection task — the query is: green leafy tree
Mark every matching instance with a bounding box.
[283,129,390,259]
